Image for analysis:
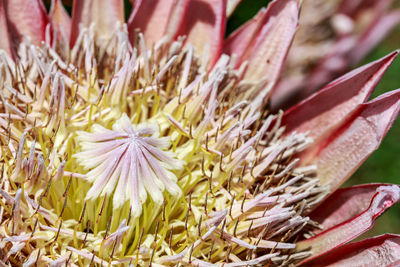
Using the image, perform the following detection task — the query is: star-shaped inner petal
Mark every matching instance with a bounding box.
[74,114,183,217]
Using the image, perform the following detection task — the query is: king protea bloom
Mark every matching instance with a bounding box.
[0,0,399,266]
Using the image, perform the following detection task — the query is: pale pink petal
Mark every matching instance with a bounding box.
[308,89,400,191]
[0,0,12,56]
[297,185,400,264]
[85,144,127,187]
[136,159,147,204]
[127,0,189,47]
[114,147,137,211]
[138,139,182,168]
[141,148,181,196]
[141,136,170,149]
[4,0,48,47]
[78,145,126,165]
[113,113,136,134]
[49,0,71,43]
[243,0,299,84]
[310,184,390,235]
[303,234,400,267]
[136,145,164,204]
[282,51,398,142]
[226,0,242,17]
[223,7,268,66]
[101,152,125,196]
[175,0,227,66]
[70,0,124,46]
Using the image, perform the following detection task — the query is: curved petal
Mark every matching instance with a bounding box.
[71,0,124,46]
[282,51,398,142]
[127,0,189,47]
[296,185,400,264]
[0,0,12,56]
[226,0,242,17]
[302,234,400,267]
[223,7,268,65]
[305,88,400,191]
[242,0,299,84]
[175,0,227,67]
[4,0,48,47]
[49,0,71,43]
[310,184,391,235]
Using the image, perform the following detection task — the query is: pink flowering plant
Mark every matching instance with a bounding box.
[0,0,399,266]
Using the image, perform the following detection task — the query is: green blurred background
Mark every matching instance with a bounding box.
[228,0,400,236]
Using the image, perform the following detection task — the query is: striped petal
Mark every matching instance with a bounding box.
[127,0,189,47]
[223,7,268,66]
[296,185,400,264]
[282,51,398,142]
[307,89,400,191]
[75,114,183,214]
[71,0,124,45]
[242,0,299,84]
[4,0,48,47]
[175,0,227,66]
[0,0,12,55]
[310,184,391,235]
[49,0,71,44]
[303,234,400,267]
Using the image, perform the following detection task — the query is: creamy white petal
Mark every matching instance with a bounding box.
[76,114,183,216]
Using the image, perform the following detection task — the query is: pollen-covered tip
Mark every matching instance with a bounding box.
[74,113,183,216]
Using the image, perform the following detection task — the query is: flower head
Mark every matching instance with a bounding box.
[0,0,399,266]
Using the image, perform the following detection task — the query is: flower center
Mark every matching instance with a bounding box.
[1,27,323,266]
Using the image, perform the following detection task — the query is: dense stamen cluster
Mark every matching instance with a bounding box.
[0,26,328,266]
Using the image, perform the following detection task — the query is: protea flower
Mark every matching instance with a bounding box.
[0,0,399,266]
